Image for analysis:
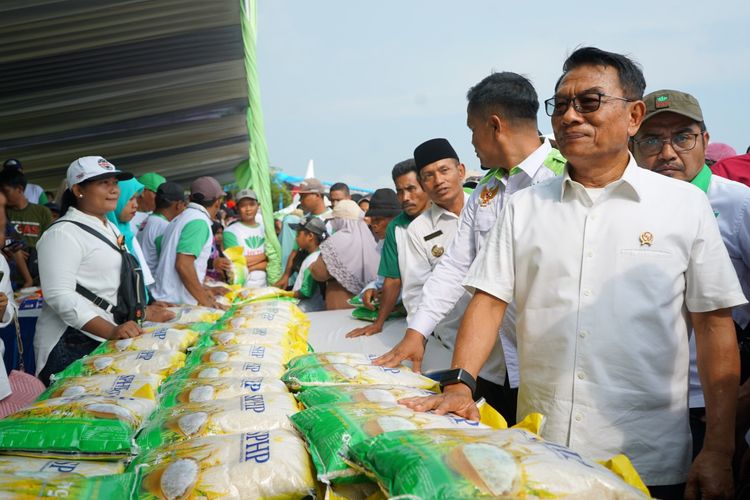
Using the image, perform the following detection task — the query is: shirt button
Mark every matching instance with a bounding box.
[577,372,585,380]
[586,251,594,258]
[583,289,592,297]
[590,214,597,220]
[579,331,587,338]
[575,414,583,422]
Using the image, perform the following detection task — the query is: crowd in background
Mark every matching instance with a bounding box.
[1,46,750,498]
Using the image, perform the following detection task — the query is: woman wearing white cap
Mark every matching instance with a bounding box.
[34,156,174,385]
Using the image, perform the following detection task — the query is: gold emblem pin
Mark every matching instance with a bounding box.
[639,232,654,246]
[431,245,444,257]
[479,185,500,207]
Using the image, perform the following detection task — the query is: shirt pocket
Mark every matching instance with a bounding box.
[614,247,684,302]
[474,206,496,234]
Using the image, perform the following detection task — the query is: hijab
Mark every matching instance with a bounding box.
[106,177,144,255]
[319,200,379,294]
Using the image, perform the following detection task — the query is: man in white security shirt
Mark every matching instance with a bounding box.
[152,176,226,307]
[632,89,750,461]
[376,73,566,423]
[379,137,507,411]
[137,181,186,276]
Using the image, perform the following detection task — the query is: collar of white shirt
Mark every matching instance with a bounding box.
[427,192,469,226]
[514,138,553,179]
[186,202,211,218]
[560,154,642,204]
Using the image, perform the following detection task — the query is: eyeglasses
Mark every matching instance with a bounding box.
[544,92,635,117]
[632,133,701,156]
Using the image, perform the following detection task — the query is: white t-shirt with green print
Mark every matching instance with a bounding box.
[224,220,267,288]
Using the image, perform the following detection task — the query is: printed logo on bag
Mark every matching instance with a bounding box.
[242,378,264,391]
[243,432,271,463]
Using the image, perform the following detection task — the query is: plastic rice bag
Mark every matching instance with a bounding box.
[0,456,123,477]
[223,246,248,286]
[289,402,488,483]
[172,361,285,380]
[131,431,315,499]
[0,395,155,457]
[186,345,289,367]
[38,374,162,401]
[282,363,439,392]
[206,328,308,356]
[157,377,289,409]
[286,352,379,370]
[137,393,299,449]
[236,286,295,303]
[295,384,436,408]
[165,306,226,325]
[92,328,200,355]
[347,428,649,499]
[0,471,136,499]
[52,350,186,382]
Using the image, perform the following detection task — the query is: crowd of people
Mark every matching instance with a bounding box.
[0,45,749,498]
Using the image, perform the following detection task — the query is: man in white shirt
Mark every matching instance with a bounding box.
[131,172,166,233]
[137,181,186,276]
[376,72,566,423]
[632,89,750,462]
[390,138,507,410]
[152,176,226,307]
[401,47,745,499]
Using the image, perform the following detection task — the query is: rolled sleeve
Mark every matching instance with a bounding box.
[463,203,515,304]
[685,195,747,312]
[38,230,102,330]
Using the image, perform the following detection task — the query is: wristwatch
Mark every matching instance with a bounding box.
[437,368,477,395]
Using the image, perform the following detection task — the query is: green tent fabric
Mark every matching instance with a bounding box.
[234,0,282,283]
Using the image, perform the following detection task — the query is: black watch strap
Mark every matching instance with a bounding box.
[436,368,477,394]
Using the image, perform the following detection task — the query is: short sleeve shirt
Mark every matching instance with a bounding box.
[377,212,412,279]
[176,219,211,257]
[465,156,747,484]
[7,203,52,249]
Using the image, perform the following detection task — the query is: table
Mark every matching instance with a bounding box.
[305,309,453,373]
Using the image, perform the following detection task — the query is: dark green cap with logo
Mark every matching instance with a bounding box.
[643,89,703,123]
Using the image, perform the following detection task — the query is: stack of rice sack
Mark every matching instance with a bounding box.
[285,352,652,499]
[128,295,318,499]
[0,306,227,498]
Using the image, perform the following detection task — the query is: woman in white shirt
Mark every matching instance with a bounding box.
[35,156,173,385]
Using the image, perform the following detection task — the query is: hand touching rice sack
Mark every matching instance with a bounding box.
[346,428,649,499]
[289,401,488,483]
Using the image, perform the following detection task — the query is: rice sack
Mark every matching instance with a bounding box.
[131,431,315,500]
[186,344,289,367]
[0,456,123,477]
[52,350,186,382]
[223,246,248,286]
[0,395,155,457]
[203,327,308,355]
[164,306,226,325]
[347,428,649,499]
[286,352,379,370]
[0,471,136,499]
[172,360,285,380]
[91,328,199,354]
[235,286,295,303]
[282,363,439,392]
[38,374,162,402]
[137,393,299,449]
[158,377,289,409]
[295,384,436,408]
[289,402,487,484]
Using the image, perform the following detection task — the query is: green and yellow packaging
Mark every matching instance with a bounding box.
[346,428,650,499]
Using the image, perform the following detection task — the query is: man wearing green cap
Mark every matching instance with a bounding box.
[632,89,750,463]
[131,172,166,233]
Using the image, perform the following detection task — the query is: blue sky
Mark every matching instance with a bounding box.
[256,1,750,190]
